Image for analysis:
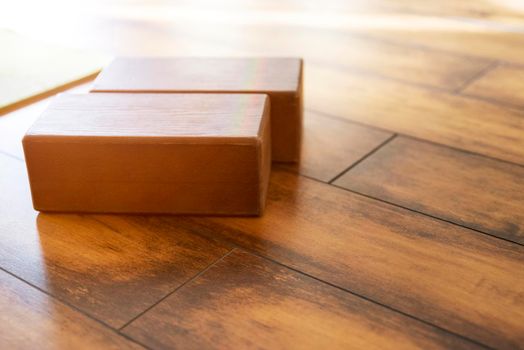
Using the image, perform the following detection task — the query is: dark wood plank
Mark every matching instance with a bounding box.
[284,111,393,182]
[0,153,230,328]
[123,249,480,350]
[161,169,524,349]
[334,136,524,244]
[0,268,142,349]
[305,64,524,165]
[463,64,524,108]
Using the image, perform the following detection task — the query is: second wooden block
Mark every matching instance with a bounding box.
[91,57,303,162]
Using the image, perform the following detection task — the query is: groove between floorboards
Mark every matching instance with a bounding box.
[0,168,504,349]
[286,167,524,248]
[0,149,23,162]
[118,248,235,331]
[0,265,152,350]
[306,108,524,170]
[235,247,494,350]
[329,134,397,184]
[452,61,500,94]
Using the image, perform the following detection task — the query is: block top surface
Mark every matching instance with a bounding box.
[91,57,302,94]
[26,93,268,143]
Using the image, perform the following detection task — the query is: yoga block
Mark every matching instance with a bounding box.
[23,93,271,215]
[91,57,303,162]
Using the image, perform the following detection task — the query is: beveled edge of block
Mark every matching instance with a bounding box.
[255,94,272,216]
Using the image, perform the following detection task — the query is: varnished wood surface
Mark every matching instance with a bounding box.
[0,268,142,349]
[0,153,231,327]
[463,64,524,108]
[1,0,524,349]
[305,64,524,165]
[334,137,524,244]
[285,111,393,182]
[124,249,480,350]
[178,169,524,349]
[181,25,492,91]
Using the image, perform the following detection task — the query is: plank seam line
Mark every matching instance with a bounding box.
[0,265,153,350]
[460,91,524,111]
[281,165,524,247]
[0,149,23,162]
[305,59,524,111]
[329,134,397,184]
[310,59,524,110]
[118,248,235,331]
[321,23,510,63]
[282,166,524,250]
[233,247,494,350]
[332,182,524,248]
[453,61,500,94]
[306,108,524,170]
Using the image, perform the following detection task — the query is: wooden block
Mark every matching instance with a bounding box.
[23,93,271,215]
[91,57,303,162]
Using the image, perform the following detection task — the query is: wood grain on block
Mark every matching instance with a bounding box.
[0,268,141,350]
[90,57,303,162]
[23,93,271,215]
[124,250,480,350]
[334,137,524,244]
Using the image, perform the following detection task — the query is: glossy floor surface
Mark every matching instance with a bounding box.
[1,1,523,349]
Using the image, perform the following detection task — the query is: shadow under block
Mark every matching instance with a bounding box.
[90,57,303,162]
[23,93,271,215]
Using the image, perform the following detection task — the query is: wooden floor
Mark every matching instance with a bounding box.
[1,1,524,349]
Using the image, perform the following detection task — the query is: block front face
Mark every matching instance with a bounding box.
[23,93,270,215]
[91,57,303,162]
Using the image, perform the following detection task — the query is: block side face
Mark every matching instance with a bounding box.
[268,91,303,162]
[257,104,272,215]
[24,140,261,215]
[92,57,302,93]
[27,93,267,139]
